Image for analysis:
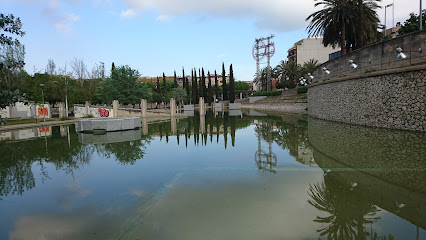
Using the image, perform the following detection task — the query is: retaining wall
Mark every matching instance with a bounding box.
[308,30,426,132]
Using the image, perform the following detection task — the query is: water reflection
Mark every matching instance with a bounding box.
[0,113,424,239]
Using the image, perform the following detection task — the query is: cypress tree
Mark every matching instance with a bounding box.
[156,76,160,93]
[182,68,185,89]
[194,68,199,103]
[214,70,219,101]
[201,68,206,98]
[174,71,178,88]
[111,62,115,72]
[229,64,235,103]
[222,62,227,100]
[191,69,196,104]
[199,68,204,98]
[185,77,190,97]
[208,71,213,105]
[162,72,166,99]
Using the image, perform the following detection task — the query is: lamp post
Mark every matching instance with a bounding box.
[384,3,394,36]
[420,0,423,30]
[40,83,45,122]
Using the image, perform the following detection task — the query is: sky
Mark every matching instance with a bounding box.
[2,0,423,81]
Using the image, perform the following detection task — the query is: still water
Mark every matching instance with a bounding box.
[0,111,425,240]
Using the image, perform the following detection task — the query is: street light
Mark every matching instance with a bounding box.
[384,3,394,36]
[39,83,45,122]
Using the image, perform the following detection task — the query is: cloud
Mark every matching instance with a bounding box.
[120,0,317,32]
[120,8,137,18]
[53,13,80,34]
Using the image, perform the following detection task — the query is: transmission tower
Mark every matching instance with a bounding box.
[252,34,275,91]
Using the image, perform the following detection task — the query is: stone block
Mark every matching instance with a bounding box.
[229,103,241,110]
[183,105,194,111]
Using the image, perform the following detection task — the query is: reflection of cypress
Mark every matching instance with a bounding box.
[177,131,180,145]
[204,131,208,146]
[223,112,228,149]
[185,126,188,148]
[209,121,213,143]
[159,125,163,140]
[230,116,236,147]
[216,114,220,143]
[165,123,169,143]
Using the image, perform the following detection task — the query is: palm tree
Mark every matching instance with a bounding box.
[306,0,380,54]
[301,59,319,75]
[275,60,301,89]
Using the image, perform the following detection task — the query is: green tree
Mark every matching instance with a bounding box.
[0,14,25,46]
[173,87,187,106]
[229,64,235,103]
[207,71,213,105]
[235,81,250,92]
[222,63,227,100]
[162,72,166,99]
[0,14,26,109]
[301,59,319,75]
[398,10,426,35]
[95,65,148,105]
[214,70,219,100]
[306,0,380,54]
[174,70,178,88]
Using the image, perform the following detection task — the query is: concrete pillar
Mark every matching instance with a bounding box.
[170,98,176,117]
[200,114,206,134]
[240,92,243,100]
[171,117,177,134]
[141,99,147,118]
[142,119,148,135]
[113,100,119,117]
[85,101,90,117]
[199,97,205,116]
[59,102,65,118]
[8,104,13,118]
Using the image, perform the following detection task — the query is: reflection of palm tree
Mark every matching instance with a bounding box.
[308,175,380,239]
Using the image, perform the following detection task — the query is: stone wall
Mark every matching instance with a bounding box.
[308,30,426,132]
[309,70,425,132]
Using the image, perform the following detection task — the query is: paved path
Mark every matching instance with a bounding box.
[0,119,78,132]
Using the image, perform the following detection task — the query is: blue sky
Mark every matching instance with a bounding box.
[2,0,422,81]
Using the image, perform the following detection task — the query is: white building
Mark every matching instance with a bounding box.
[287,36,338,65]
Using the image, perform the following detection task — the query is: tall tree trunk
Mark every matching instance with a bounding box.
[358,0,365,48]
[341,23,347,55]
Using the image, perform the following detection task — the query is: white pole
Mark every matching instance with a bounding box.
[420,0,423,30]
[384,6,387,36]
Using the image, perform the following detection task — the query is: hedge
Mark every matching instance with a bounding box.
[252,91,282,97]
[297,86,308,94]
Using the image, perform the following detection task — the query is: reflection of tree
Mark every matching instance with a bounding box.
[308,175,380,240]
[0,125,93,198]
[101,137,151,165]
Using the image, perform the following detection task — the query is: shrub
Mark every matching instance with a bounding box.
[252,91,282,97]
[297,86,308,94]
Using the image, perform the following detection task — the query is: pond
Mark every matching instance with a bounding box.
[0,111,425,240]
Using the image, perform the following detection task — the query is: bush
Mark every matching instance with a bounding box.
[252,91,282,97]
[297,86,308,94]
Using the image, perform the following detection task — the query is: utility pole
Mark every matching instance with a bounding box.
[252,34,275,91]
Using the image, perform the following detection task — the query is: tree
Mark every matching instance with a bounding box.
[229,64,235,103]
[71,58,88,80]
[95,65,148,105]
[398,10,426,35]
[275,60,301,89]
[162,72,166,99]
[0,14,25,46]
[301,59,319,75]
[191,69,196,104]
[193,68,199,103]
[45,58,56,75]
[235,81,250,92]
[173,87,187,105]
[222,63,227,100]
[201,68,206,98]
[174,70,178,88]
[306,0,380,54]
[214,70,219,100]
[111,62,115,72]
[207,71,213,105]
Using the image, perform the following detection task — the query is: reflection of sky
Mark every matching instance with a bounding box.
[1,121,425,240]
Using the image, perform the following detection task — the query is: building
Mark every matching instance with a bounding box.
[384,22,401,37]
[287,36,337,65]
